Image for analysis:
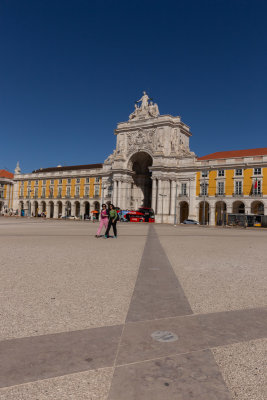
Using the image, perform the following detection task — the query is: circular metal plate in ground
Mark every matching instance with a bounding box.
[151,331,178,343]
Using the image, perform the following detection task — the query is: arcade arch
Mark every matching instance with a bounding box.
[128,151,153,209]
[199,201,209,225]
[233,201,245,214]
[251,201,264,215]
[215,201,227,225]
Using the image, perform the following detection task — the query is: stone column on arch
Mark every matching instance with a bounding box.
[117,180,122,208]
[112,180,117,206]
[170,179,177,216]
[46,202,51,219]
[151,177,157,214]
[162,179,171,216]
[54,203,59,218]
[71,203,75,218]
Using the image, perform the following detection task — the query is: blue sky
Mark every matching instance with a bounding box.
[0,0,266,173]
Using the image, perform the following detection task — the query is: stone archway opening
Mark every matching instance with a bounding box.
[199,201,209,225]
[65,201,71,217]
[179,201,189,223]
[215,201,227,225]
[251,201,264,215]
[129,151,153,209]
[33,201,38,217]
[75,201,80,218]
[49,201,54,218]
[83,201,90,219]
[57,201,63,218]
[233,201,245,214]
[0,201,3,213]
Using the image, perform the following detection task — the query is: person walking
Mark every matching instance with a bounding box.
[104,204,118,238]
[95,204,109,238]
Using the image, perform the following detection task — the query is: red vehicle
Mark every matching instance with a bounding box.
[138,207,155,223]
[125,208,155,223]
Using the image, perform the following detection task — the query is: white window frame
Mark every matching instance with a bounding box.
[235,169,242,176]
[218,181,224,195]
[254,168,261,175]
[218,170,224,177]
[235,181,242,195]
[181,183,187,196]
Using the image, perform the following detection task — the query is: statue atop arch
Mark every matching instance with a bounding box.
[129,91,160,121]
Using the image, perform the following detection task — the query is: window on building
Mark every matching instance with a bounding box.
[76,178,80,184]
[34,188,38,196]
[201,171,208,178]
[94,185,100,196]
[58,187,62,197]
[235,169,242,176]
[107,185,113,197]
[85,186,89,195]
[254,168,261,175]
[235,181,242,195]
[75,186,80,196]
[66,187,71,196]
[42,188,45,198]
[181,183,187,195]
[218,170,224,177]
[67,178,71,184]
[59,179,62,184]
[95,177,100,183]
[252,179,262,195]
[27,188,31,197]
[43,180,46,185]
[35,180,38,185]
[201,183,208,196]
[218,182,224,195]
[86,177,90,183]
[50,179,54,185]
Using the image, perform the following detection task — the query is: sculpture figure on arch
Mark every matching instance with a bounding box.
[136,91,151,110]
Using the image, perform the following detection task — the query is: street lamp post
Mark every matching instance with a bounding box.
[202,172,206,225]
[159,193,167,224]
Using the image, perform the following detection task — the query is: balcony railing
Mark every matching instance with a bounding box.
[215,193,225,197]
[83,194,89,198]
[198,194,209,197]
[249,192,263,197]
[232,193,244,197]
[19,195,24,199]
[74,194,80,198]
[178,193,188,197]
[65,195,71,198]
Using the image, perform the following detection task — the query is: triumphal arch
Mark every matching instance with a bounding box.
[102,91,197,223]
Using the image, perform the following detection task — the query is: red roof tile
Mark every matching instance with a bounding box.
[0,169,14,179]
[198,148,267,160]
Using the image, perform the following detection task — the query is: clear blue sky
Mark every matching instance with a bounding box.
[1,0,266,173]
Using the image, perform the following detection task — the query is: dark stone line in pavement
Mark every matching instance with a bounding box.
[117,307,267,365]
[0,324,123,388]
[126,225,193,323]
[108,349,232,400]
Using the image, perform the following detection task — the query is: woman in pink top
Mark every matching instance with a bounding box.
[95,204,108,238]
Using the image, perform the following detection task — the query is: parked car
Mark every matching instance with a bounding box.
[182,219,199,225]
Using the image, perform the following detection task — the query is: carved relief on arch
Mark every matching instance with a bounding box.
[126,128,155,156]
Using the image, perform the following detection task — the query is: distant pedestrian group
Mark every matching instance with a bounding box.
[95,203,118,238]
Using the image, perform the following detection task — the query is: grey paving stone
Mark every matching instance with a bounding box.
[126,225,192,322]
[108,349,232,400]
[0,324,122,388]
[117,308,267,365]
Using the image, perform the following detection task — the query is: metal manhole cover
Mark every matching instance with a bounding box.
[151,331,178,343]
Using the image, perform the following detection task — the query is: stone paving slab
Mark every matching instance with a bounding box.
[117,307,267,365]
[0,368,113,400]
[0,325,122,388]
[109,350,232,400]
[126,225,192,322]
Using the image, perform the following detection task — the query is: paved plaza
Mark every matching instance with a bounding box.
[0,218,266,400]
